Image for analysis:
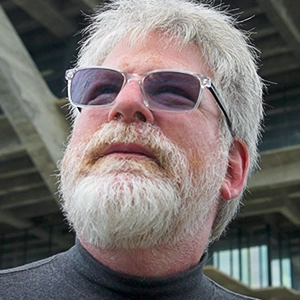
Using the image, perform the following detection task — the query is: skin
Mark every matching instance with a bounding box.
[68,32,249,277]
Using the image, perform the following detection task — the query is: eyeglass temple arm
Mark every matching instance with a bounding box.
[208,84,233,135]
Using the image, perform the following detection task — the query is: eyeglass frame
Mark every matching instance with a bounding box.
[65,67,233,135]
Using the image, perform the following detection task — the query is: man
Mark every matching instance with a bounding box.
[0,0,264,299]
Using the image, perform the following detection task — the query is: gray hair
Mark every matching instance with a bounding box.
[75,0,264,242]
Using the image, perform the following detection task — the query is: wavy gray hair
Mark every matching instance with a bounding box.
[75,0,264,242]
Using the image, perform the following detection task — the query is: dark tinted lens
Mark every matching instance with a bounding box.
[143,71,200,111]
[70,68,124,106]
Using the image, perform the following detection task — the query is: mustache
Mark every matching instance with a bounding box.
[78,121,185,170]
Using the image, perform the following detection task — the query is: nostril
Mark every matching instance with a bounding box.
[113,111,146,122]
[134,111,146,122]
[113,112,123,120]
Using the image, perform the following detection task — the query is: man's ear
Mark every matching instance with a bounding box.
[221,139,249,200]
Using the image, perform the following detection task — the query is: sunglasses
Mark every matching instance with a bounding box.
[65,67,232,133]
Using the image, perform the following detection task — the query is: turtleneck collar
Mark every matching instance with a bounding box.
[61,239,214,299]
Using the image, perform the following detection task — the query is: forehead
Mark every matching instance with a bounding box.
[100,32,212,76]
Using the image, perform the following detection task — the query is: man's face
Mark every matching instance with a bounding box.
[60,33,230,249]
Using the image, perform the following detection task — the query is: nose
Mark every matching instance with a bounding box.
[107,81,155,124]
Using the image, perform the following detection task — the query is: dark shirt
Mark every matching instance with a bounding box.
[0,240,258,299]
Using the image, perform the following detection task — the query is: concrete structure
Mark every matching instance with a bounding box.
[0,1,299,298]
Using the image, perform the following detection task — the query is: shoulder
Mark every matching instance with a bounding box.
[203,275,260,300]
[0,255,56,279]
[0,253,72,299]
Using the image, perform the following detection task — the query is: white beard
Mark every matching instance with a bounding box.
[59,121,228,249]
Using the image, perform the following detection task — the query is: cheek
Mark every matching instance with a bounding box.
[157,114,217,148]
[70,109,108,146]
[155,114,220,168]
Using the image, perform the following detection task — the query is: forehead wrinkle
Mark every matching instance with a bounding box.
[117,52,209,76]
[117,51,171,74]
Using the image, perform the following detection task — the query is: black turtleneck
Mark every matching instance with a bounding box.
[0,239,258,299]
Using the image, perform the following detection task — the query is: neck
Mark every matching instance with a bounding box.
[79,235,208,278]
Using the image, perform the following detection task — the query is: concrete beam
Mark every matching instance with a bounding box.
[264,87,300,103]
[0,115,25,160]
[81,0,103,9]
[0,172,44,196]
[0,210,32,229]
[0,211,71,248]
[242,197,300,226]
[246,146,300,226]
[256,0,300,57]
[11,201,59,219]
[12,0,77,38]
[249,145,300,191]
[0,6,70,203]
[261,46,290,59]
[254,27,277,40]
[0,155,36,177]
[0,186,53,210]
[259,58,300,78]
